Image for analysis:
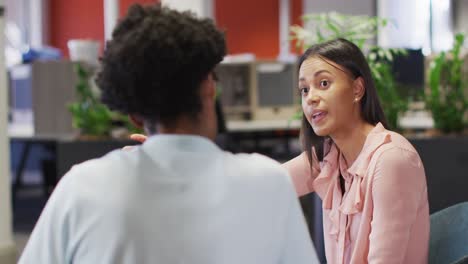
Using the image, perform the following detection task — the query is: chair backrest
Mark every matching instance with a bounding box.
[430,202,468,264]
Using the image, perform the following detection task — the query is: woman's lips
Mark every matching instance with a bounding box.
[311,111,327,124]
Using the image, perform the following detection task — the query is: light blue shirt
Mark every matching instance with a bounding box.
[19,135,319,264]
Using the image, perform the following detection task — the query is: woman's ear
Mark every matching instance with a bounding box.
[353,76,365,101]
[129,114,144,129]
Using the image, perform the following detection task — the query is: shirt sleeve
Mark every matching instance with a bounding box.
[367,148,427,264]
[18,172,76,264]
[279,173,321,264]
[282,149,320,197]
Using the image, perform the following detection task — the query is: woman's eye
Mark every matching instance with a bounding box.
[319,80,329,88]
[300,87,309,96]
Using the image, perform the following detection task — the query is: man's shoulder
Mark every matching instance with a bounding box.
[224,152,291,185]
[60,148,135,186]
[228,152,284,171]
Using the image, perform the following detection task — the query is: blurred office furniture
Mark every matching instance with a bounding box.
[10,135,60,200]
[216,60,298,121]
[429,202,468,264]
[226,119,300,159]
[254,61,298,120]
[9,60,78,137]
[10,135,139,200]
[215,59,302,157]
[454,256,468,264]
[216,62,253,119]
[411,136,468,214]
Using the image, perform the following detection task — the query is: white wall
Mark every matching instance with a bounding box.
[161,0,214,19]
[4,0,48,47]
[28,0,48,47]
[0,0,16,262]
[304,0,375,16]
[104,0,119,41]
[377,0,431,51]
[432,0,454,52]
[379,0,458,53]
[454,0,468,46]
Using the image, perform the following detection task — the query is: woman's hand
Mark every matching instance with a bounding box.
[122,134,148,151]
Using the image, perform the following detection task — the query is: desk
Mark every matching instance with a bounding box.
[10,135,67,200]
[227,119,301,132]
[10,134,138,201]
[225,120,302,159]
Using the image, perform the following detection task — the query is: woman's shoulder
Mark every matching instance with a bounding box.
[385,130,419,154]
[371,123,418,153]
[367,123,420,158]
[354,124,423,178]
[369,130,424,176]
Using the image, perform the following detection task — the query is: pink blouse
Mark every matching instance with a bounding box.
[283,123,429,264]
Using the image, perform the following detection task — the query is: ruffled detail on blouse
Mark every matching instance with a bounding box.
[313,123,391,242]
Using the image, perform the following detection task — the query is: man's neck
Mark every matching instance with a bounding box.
[145,115,215,140]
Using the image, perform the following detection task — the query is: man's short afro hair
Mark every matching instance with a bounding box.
[96,4,226,124]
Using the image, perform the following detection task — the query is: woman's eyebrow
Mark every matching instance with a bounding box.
[313,70,332,77]
[299,70,332,82]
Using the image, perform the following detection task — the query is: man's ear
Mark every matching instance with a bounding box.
[129,114,144,129]
[353,76,365,101]
[200,73,216,100]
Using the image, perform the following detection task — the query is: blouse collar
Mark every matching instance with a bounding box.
[312,123,392,241]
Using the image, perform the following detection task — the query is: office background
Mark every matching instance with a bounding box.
[0,0,467,263]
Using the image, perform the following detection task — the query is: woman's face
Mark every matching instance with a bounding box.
[299,56,362,137]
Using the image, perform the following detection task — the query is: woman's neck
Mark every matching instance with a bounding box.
[330,120,375,167]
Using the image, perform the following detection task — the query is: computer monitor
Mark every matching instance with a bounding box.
[253,61,299,120]
[215,62,254,120]
[391,48,425,93]
[215,61,299,121]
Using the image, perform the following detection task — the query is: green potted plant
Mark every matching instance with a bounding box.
[424,33,467,134]
[68,64,113,138]
[290,12,408,130]
[68,64,141,139]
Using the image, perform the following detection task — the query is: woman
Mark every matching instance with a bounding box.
[128,38,429,263]
[284,38,429,263]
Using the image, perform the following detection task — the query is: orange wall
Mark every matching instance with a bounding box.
[119,0,157,17]
[215,0,303,59]
[49,0,104,57]
[49,0,302,59]
[49,0,159,57]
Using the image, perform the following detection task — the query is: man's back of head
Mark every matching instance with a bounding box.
[18,4,319,264]
[96,4,226,139]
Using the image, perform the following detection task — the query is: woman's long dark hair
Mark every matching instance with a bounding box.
[299,38,388,168]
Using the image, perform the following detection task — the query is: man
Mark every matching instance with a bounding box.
[19,4,318,263]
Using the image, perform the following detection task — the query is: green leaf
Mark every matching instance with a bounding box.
[424,33,467,132]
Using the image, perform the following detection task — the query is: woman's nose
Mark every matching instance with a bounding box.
[305,91,320,105]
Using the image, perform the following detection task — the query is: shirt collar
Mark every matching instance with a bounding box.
[346,122,391,177]
[313,122,393,240]
[141,134,222,155]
